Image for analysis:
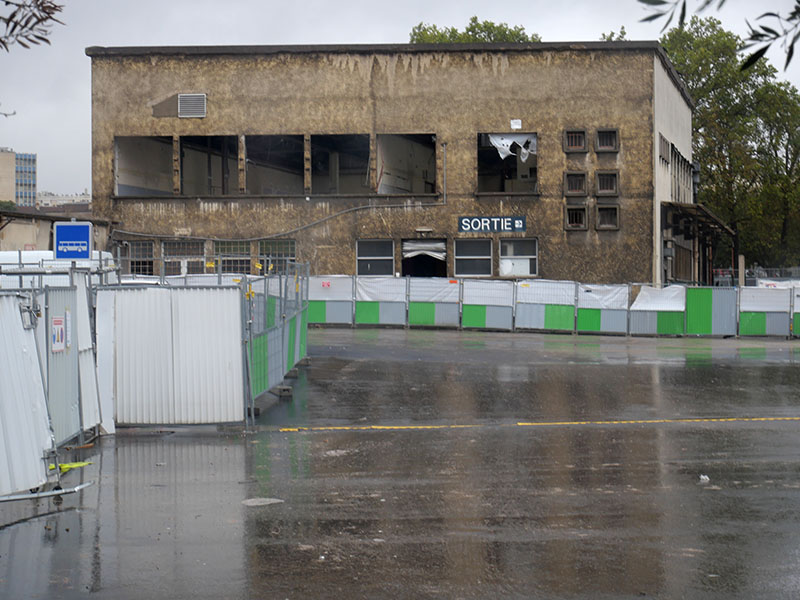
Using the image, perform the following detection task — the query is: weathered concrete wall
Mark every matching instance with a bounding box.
[89,45,680,283]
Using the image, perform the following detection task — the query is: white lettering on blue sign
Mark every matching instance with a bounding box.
[458,216,526,233]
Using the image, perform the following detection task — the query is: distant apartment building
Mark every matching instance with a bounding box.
[0,147,37,207]
[38,191,91,207]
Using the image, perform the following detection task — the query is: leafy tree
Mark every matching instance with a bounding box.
[0,200,17,211]
[410,16,541,44]
[639,0,800,69]
[600,26,628,41]
[1,0,63,52]
[661,17,800,266]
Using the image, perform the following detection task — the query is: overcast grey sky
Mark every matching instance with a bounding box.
[2,0,798,194]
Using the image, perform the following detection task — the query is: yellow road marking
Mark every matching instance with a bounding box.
[278,416,800,433]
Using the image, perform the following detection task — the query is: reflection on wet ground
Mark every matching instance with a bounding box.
[2,329,800,599]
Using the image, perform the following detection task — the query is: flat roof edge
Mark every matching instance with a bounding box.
[85,40,664,57]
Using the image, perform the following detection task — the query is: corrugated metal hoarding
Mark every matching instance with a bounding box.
[0,294,53,497]
[100,287,245,425]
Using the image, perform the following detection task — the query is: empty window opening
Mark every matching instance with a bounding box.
[357,240,394,275]
[597,206,620,230]
[401,239,446,277]
[311,135,370,195]
[455,239,492,276]
[376,134,436,194]
[123,240,155,275]
[564,129,587,152]
[114,136,173,197]
[597,171,619,196]
[565,172,587,196]
[565,206,587,230]
[181,136,238,196]
[596,129,619,152]
[245,136,304,195]
[163,240,205,276]
[477,133,538,193]
[258,239,296,274]
[500,239,538,276]
[214,240,251,273]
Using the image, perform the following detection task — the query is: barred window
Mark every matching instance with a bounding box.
[596,171,619,196]
[564,129,587,152]
[214,240,251,274]
[127,241,154,275]
[565,172,587,196]
[565,206,587,230]
[596,205,619,230]
[163,240,205,275]
[258,239,296,274]
[596,129,619,152]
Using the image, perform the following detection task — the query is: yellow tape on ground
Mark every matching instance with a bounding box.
[277,416,800,433]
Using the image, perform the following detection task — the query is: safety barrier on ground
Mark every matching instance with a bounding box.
[306,276,798,338]
[685,287,737,336]
[629,285,686,336]
[355,276,407,326]
[0,293,54,497]
[577,284,629,334]
[462,279,514,330]
[515,280,576,332]
[309,275,354,325]
[739,288,792,336]
[408,278,460,327]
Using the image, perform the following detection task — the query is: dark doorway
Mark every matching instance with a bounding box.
[401,239,447,277]
[402,254,447,277]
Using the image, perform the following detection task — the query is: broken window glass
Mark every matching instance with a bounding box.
[477,133,538,194]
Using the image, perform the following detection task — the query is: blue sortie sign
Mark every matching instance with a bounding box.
[458,216,526,233]
[54,222,93,259]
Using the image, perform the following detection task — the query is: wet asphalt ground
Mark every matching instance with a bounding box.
[3,328,800,599]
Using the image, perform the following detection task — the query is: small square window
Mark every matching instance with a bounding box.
[564,172,587,196]
[563,129,587,152]
[564,130,587,152]
[595,129,619,152]
[596,205,619,230]
[565,206,587,231]
[596,171,619,196]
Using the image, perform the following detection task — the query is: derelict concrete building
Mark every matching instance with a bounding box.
[86,41,731,283]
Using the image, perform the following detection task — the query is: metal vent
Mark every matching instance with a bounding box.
[178,94,206,118]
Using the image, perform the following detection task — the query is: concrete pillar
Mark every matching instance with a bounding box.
[238,135,246,194]
[303,134,311,195]
[172,135,181,195]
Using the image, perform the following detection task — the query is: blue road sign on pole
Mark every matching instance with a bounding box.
[54,222,93,259]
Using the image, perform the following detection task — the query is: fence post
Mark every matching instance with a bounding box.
[405,275,410,329]
[511,280,518,332]
[626,283,632,336]
[458,279,464,330]
[352,275,357,328]
[573,281,579,335]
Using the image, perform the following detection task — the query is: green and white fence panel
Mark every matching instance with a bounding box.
[462,279,513,330]
[577,284,629,334]
[515,280,576,332]
[685,287,737,336]
[795,288,800,337]
[408,278,460,327]
[355,277,406,326]
[308,275,354,325]
[739,287,791,336]
[629,285,686,336]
